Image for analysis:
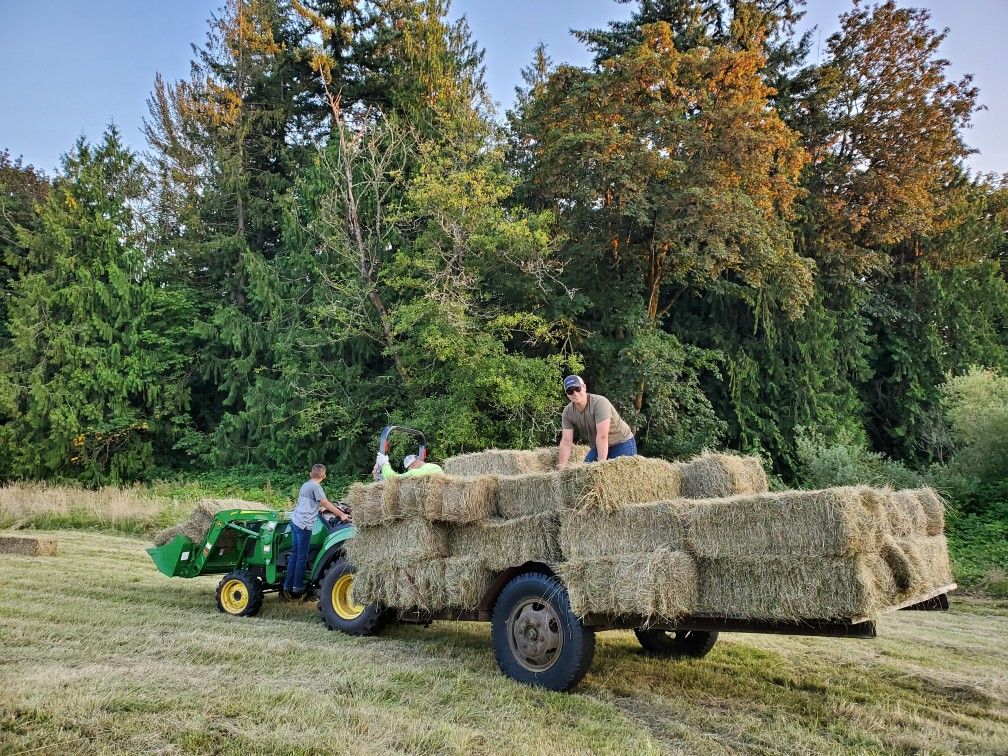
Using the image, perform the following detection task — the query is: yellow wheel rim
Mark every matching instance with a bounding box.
[220,579,249,614]
[332,573,364,620]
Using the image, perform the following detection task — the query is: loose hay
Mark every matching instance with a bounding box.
[447,512,561,571]
[153,499,272,546]
[442,445,589,476]
[559,549,698,620]
[345,518,448,568]
[559,456,685,511]
[558,501,692,560]
[496,472,561,518]
[0,535,58,557]
[421,475,497,524]
[686,487,883,559]
[677,453,768,499]
[695,554,896,621]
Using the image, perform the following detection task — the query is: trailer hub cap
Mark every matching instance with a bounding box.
[220,579,249,614]
[332,573,364,620]
[507,598,563,672]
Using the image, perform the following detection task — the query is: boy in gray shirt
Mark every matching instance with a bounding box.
[285,464,349,596]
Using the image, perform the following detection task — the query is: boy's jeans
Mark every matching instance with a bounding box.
[284,524,311,593]
[584,436,637,462]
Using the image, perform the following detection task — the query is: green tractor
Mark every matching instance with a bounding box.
[146,426,426,632]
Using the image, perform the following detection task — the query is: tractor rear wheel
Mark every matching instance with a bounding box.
[634,628,718,658]
[216,570,264,617]
[491,572,595,691]
[318,558,386,636]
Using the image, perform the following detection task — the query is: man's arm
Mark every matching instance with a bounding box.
[557,428,575,468]
[595,418,611,462]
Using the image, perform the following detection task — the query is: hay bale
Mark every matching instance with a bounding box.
[686,487,883,560]
[421,475,497,524]
[558,549,698,620]
[442,556,493,609]
[558,500,692,560]
[153,498,272,547]
[695,554,896,621]
[677,453,768,499]
[348,480,401,527]
[447,512,561,571]
[914,488,947,536]
[496,472,562,518]
[883,534,954,596]
[0,535,58,557]
[352,557,491,611]
[345,518,448,568]
[442,445,589,476]
[558,456,684,511]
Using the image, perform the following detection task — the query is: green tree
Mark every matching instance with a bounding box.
[0,129,191,483]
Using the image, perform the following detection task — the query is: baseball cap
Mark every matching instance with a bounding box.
[563,375,585,390]
[403,454,419,468]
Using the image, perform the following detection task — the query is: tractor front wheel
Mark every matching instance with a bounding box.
[318,558,386,635]
[634,628,718,659]
[216,570,264,617]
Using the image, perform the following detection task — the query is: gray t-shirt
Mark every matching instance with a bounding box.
[292,479,326,530]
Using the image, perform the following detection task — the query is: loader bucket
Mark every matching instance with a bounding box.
[147,534,197,578]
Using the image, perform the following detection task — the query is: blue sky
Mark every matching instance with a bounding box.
[1,1,1005,176]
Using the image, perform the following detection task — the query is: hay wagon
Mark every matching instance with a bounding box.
[327,449,957,692]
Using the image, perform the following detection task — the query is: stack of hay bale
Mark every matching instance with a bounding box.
[152,499,273,547]
[558,485,953,622]
[348,447,954,623]
[346,449,770,613]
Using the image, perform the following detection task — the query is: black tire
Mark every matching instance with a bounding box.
[318,558,387,636]
[215,570,264,617]
[634,628,718,659]
[491,572,595,691]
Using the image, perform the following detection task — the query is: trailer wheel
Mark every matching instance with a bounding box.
[491,572,595,691]
[634,628,718,659]
[318,558,386,636]
[216,570,264,617]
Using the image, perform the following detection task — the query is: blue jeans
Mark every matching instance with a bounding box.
[284,524,311,593]
[584,436,637,462]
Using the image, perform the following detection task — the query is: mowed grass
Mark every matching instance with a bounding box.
[1,531,1006,755]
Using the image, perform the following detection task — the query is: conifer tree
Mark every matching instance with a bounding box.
[0,129,190,483]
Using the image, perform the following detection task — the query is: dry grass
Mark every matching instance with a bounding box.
[1,530,1005,755]
[422,476,497,524]
[559,549,698,621]
[446,512,562,572]
[496,471,561,518]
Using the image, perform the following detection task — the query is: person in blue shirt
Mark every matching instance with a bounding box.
[285,463,348,597]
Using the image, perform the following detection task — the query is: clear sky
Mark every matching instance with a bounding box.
[1,1,1005,177]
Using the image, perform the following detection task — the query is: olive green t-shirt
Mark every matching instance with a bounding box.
[561,393,633,446]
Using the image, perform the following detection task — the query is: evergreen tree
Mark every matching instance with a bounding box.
[0,129,190,483]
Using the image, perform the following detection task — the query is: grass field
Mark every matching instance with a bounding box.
[1,529,1006,755]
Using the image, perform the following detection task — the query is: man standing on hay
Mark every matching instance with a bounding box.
[374,452,444,480]
[286,464,349,597]
[557,375,637,466]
